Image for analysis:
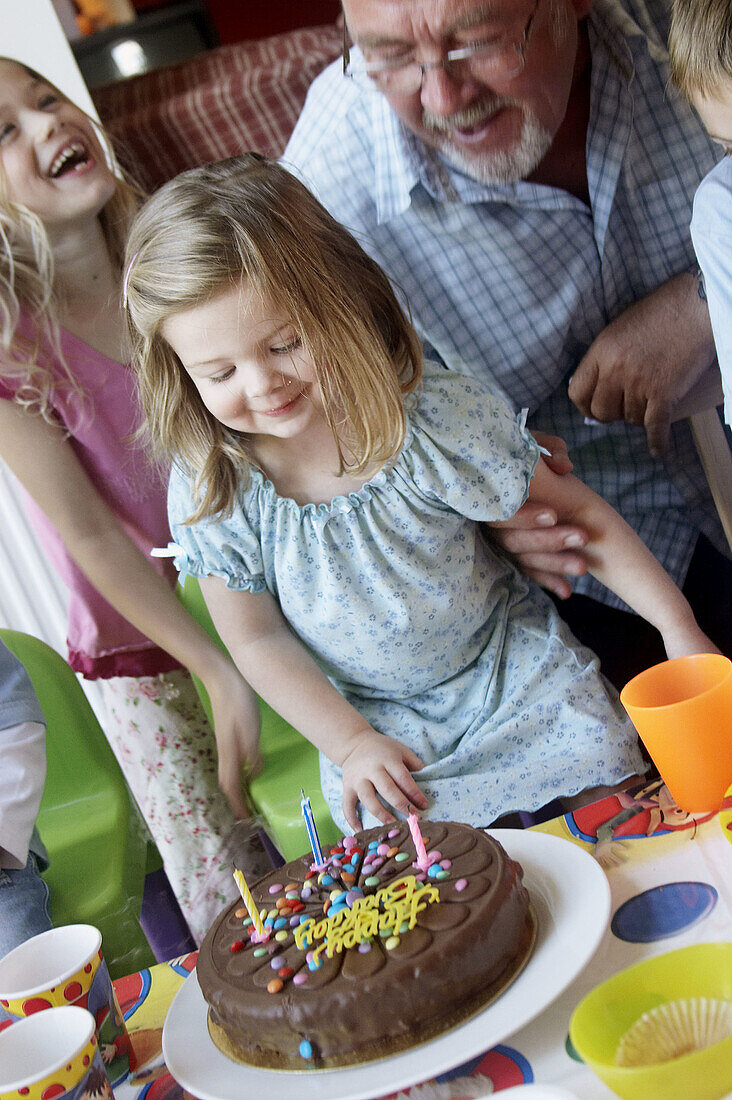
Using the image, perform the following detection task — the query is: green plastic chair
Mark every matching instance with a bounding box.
[177,576,340,860]
[0,629,156,979]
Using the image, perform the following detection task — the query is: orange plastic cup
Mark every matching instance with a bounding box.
[620,653,732,813]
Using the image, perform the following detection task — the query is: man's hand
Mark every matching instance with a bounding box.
[490,506,588,598]
[568,273,715,457]
[533,431,573,477]
[488,430,587,598]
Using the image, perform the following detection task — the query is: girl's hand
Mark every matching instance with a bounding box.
[340,730,428,832]
[204,663,263,819]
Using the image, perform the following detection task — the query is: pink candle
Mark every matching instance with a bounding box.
[408,811,430,872]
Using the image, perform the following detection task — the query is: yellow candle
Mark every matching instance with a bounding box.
[233,867,266,938]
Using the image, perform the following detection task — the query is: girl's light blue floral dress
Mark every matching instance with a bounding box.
[168,363,645,831]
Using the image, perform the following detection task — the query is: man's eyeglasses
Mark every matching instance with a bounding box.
[343,0,540,95]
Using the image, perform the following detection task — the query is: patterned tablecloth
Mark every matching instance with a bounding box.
[112,778,732,1100]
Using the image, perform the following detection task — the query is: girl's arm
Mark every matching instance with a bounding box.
[199,574,429,832]
[0,398,261,818]
[527,458,718,658]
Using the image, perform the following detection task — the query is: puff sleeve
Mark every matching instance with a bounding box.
[166,463,267,593]
[401,363,541,521]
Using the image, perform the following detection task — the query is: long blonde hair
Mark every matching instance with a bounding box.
[124,154,423,522]
[0,59,142,419]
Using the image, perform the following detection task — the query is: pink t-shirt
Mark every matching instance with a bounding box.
[0,316,181,679]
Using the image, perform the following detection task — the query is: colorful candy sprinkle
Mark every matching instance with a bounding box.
[299,1040,314,1060]
[229,940,245,953]
[387,827,400,838]
[275,930,288,942]
[267,979,283,994]
[395,852,410,863]
[365,876,380,887]
[293,972,308,986]
[455,878,468,892]
[268,884,283,895]
[385,936,400,950]
[253,947,268,958]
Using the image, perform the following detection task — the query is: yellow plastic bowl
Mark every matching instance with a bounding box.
[569,943,732,1100]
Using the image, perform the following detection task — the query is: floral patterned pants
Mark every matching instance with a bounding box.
[99,670,241,944]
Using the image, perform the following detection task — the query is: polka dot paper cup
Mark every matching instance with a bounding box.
[0,1005,112,1100]
[0,926,130,1087]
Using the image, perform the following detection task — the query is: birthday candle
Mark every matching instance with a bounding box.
[408,810,430,872]
[300,788,325,868]
[233,867,267,939]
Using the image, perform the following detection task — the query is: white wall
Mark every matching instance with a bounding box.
[1,0,96,113]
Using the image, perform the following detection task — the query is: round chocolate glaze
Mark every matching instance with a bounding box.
[197,821,532,1068]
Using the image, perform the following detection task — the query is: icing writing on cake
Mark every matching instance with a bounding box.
[294,875,439,964]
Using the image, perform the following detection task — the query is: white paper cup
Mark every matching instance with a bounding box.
[0,1005,113,1100]
[0,925,131,1086]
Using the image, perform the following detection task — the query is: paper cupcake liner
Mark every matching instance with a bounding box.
[615,997,732,1067]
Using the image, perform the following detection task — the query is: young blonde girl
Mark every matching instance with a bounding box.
[124,155,714,833]
[0,60,259,942]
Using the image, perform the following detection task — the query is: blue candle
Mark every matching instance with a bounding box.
[300,788,325,868]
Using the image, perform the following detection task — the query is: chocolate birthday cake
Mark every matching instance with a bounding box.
[196,820,535,1069]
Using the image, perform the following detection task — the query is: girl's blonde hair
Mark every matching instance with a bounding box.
[124,154,423,522]
[0,59,142,419]
[669,0,732,99]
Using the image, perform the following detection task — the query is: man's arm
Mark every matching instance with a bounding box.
[491,274,717,592]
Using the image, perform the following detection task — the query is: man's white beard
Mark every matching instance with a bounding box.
[423,101,554,185]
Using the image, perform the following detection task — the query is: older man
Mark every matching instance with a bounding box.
[284,0,731,685]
